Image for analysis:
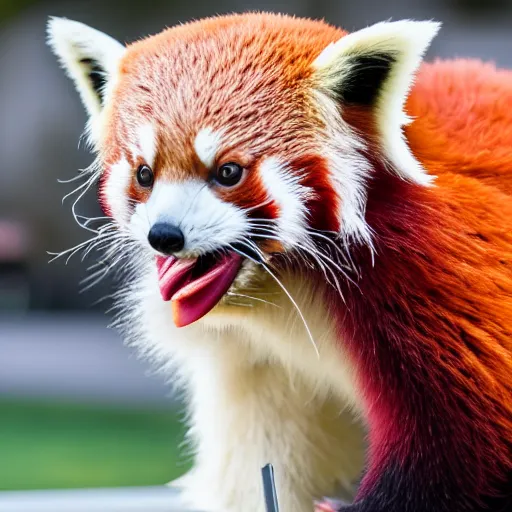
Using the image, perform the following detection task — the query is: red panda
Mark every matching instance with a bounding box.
[47,12,512,512]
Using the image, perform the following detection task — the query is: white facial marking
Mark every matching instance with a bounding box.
[259,157,311,248]
[312,90,373,245]
[194,128,222,168]
[136,124,157,167]
[129,202,151,244]
[104,157,131,222]
[131,180,248,257]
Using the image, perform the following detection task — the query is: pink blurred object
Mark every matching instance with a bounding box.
[0,220,29,261]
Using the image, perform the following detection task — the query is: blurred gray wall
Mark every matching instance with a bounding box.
[0,313,173,405]
[1,0,511,310]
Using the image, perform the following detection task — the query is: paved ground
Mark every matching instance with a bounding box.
[0,314,174,406]
[0,486,198,512]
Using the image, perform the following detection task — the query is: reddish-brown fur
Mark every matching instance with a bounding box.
[100,14,344,215]
[319,56,512,512]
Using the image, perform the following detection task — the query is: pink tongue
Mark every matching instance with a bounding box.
[156,254,243,327]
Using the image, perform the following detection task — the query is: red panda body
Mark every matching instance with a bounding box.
[316,60,512,511]
[325,171,512,511]
[48,13,512,512]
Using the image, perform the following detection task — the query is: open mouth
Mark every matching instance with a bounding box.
[156,252,243,327]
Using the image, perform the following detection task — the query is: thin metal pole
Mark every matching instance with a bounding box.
[261,464,279,512]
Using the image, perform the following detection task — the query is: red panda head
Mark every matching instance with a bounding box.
[47,13,439,327]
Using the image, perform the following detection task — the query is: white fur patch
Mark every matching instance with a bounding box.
[47,17,125,145]
[313,20,440,186]
[312,90,374,246]
[259,157,311,248]
[103,157,131,222]
[194,128,222,168]
[129,202,152,244]
[131,180,248,257]
[126,263,363,512]
[130,124,157,167]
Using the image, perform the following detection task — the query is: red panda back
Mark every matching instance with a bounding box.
[339,62,512,509]
[406,59,512,196]
[403,59,512,390]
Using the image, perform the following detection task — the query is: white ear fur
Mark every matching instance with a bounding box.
[47,17,125,122]
[313,20,440,185]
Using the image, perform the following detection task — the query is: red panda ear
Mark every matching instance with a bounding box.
[313,20,440,185]
[47,17,125,145]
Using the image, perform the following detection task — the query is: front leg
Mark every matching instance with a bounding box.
[175,336,364,512]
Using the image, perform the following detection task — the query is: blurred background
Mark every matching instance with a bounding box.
[0,0,511,493]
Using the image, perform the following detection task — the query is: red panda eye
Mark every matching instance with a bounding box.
[215,162,244,187]
[136,165,154,188]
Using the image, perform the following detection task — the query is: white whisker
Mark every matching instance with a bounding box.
[243,197,274,214]
[230,239,320,358]
[226,292,281,308]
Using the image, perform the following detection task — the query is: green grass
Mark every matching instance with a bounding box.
[0,398,191,491]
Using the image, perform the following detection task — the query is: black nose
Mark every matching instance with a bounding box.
[148,223,185,254]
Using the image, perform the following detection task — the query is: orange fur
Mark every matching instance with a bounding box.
[407,59,512,195]
[103,14,343,173]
